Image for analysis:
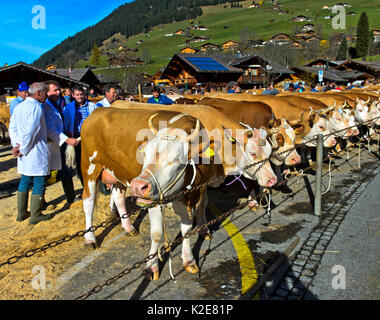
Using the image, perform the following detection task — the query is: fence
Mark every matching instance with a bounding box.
[0,116,379,300]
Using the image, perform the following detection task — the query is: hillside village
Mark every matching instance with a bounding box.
[2,0,380,95]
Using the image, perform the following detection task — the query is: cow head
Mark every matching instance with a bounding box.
[340,101,360,136]
[223,126,277,188]
[267,119,301,166]
[302,110,337,148]
[327,103,355,139]
[131,114,201,206]
[354,97,371,124]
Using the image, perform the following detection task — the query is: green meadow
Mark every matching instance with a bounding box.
[76,0,380,80]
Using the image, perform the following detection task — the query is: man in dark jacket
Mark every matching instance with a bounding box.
[147,86,174,105]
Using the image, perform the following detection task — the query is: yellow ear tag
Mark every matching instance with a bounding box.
[205,147,215,158]
[194,100,197,103]
[139,147,144,153]
[229,137,236,142]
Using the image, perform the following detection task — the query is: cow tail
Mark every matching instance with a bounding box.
[65,137,81,169]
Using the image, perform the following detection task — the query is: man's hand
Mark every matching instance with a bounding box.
[66,138,80,147]
[12,144,22,158]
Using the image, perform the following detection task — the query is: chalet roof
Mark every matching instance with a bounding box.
[161,53,243,79]
[0,62,88,89]
[292,66,345,82]
[54,68,90,81]
[232,55,294,74]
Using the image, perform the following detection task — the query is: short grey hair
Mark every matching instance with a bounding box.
[29,82,48,96]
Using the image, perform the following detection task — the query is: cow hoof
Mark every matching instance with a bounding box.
[200,230,213,240]
[144,268,160,281]
[124,226,139,237]
[248,200,259,211]
[183,261,199,274]
[238,197,248,206]
[84,240,98,249]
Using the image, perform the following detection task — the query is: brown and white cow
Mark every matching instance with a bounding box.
[78,108,221,280]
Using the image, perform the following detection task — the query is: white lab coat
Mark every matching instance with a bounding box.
[9,97,50,176]
[97,97,111,107]
[43,100,68,171]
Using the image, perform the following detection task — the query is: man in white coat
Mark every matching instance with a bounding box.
[9,82,54,224]
[96,85,117,108]
[43,81,80,206]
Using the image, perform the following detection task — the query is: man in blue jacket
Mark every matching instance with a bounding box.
[63,86,98,186]
[147,86,174,105]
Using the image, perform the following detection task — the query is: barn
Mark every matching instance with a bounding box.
[0,62,89,95]
[159,53,243,90]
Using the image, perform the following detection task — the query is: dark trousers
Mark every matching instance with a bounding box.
[74,143,83,187]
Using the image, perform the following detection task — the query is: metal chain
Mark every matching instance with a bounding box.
[1,117,378,268]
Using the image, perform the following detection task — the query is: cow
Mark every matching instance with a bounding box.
[77,107,222,280]
[198,97,301,200]
[0,102,10,142]
[111,100,278,189]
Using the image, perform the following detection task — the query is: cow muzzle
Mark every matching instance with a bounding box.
[130,178,154,206]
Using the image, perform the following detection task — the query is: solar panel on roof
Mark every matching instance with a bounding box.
[186,57,228,71]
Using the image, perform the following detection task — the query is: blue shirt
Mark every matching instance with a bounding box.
[74,102,92,137]
[147,94,174,105]
[63,100,98,138]
[310,88,319,92]
[227,89,235,93]
[10,96,24,116]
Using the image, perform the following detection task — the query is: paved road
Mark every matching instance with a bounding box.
[54,146,379,300]
[304,169,380,299]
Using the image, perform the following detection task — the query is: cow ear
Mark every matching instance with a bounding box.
[308,113,316,128]
[275,133,285,147]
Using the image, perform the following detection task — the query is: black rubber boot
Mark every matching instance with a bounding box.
[16,192,30,222]
[29,194,54,225]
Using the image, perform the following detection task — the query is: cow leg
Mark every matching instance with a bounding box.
[111,184,138,236]
[83,180,98,247]
[145,205,164,280]
[172,200,199,274]
[195,190,212,240]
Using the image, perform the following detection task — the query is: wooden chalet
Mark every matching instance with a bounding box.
[221,40,239,52]
[292,15,310,22]
[174,29,185,35]
[186,36,209,45]
[0,62,89,94]
[199,43,221,53]
[231,55,295,88]
[335,60,380,81]
[269,33,291,45]
[160,53,243,90]
[180,46,199,54]
[53,67,101,88]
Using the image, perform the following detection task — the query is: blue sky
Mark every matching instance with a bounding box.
[0,0,132,66]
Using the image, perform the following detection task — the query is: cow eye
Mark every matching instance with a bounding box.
[251,153,256,159]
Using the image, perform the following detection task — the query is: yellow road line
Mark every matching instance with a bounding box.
[208,205,259,297]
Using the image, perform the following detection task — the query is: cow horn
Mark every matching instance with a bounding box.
[148,113,159,135]
[365,97,370,104]
[187,119,201,142]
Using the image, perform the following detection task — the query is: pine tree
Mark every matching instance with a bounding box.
[90,44,101,66]
[356,12,369,57]
[336,36,348,60]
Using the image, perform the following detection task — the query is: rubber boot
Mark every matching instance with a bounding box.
[61,179,76,204]
[16,191,30,222]
[29,194,54,225]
